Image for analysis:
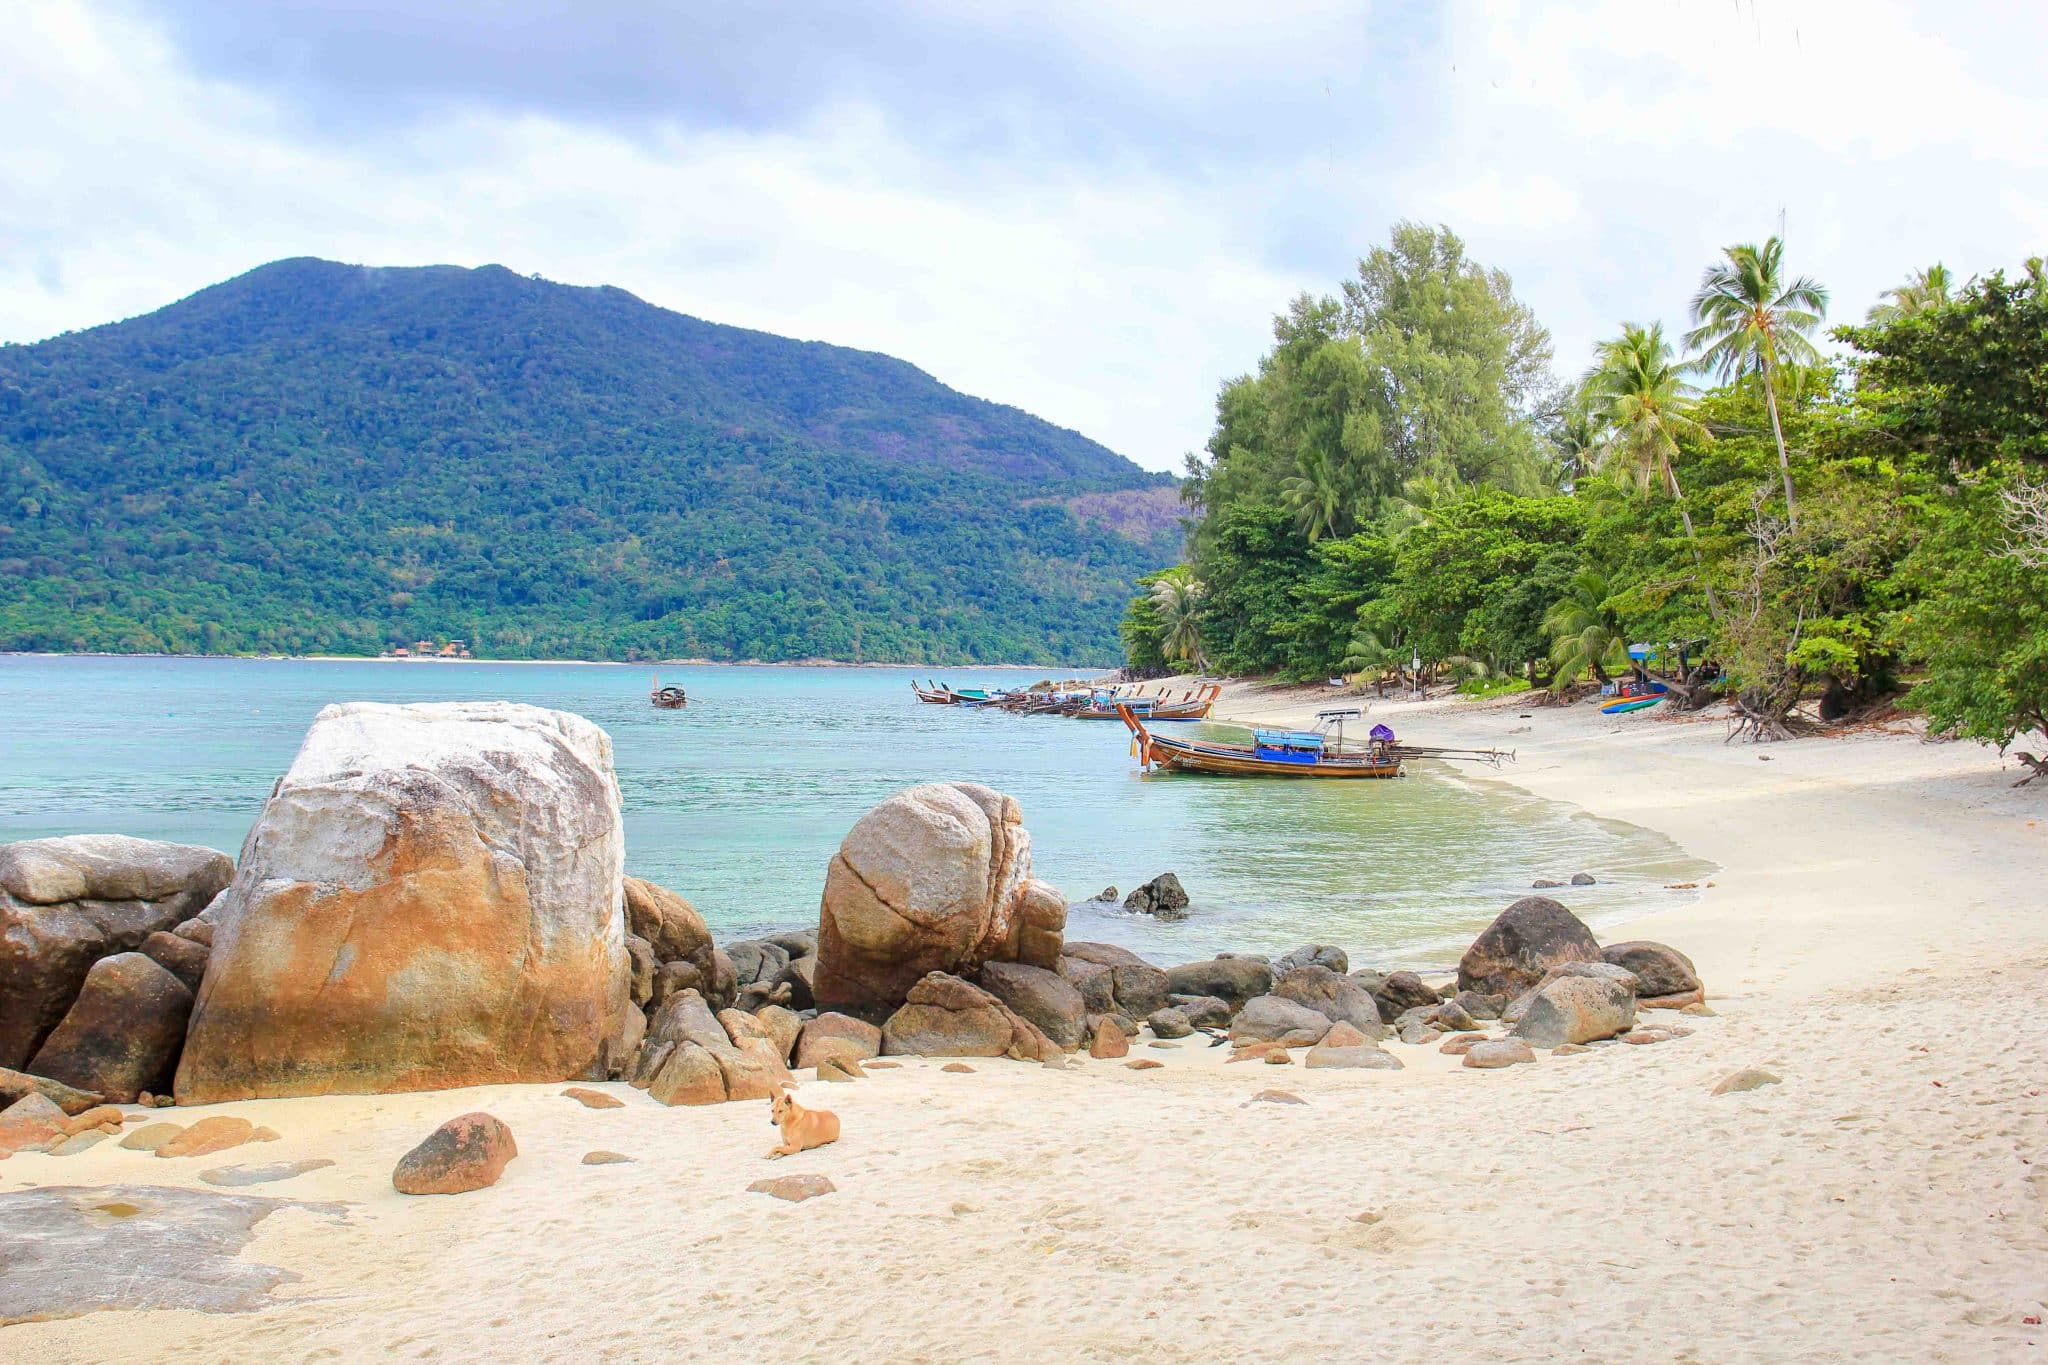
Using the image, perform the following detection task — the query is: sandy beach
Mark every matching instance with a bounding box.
[6,689,2046,1361]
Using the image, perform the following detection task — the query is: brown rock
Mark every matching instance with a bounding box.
[156,1115,255,1158]
[757,1005,804,1064]
[1162,957,1273,1010]
[59,1104,125,1136]
[119,1120,184,1151]
[940,1062,975,1074]
[1273,966,1385,1038]
[622,877,714,975]
[392,1111,517,1195]
[1457,896,1602,998]
[748,1174,835,1203]
[0,1065,104,1116]
[1510,976,1637,1048]
[1264,1049,1294,1065]
[139,930,211,993]
[1712,1067,1781,1095]
[562,1086,625,1109]
[881,972,1046,1059]
[0,1092,68,1154]
[1126,1058,1164,1071]
[816,1056,866,1082]
[1552,1043,1592,1055]
[173,702,629,1104]
[1229,994,1335,1045]
[0,835,232,1069]
[1640,989,1707,1011]
[625,934,658,1008]
[1463,1039,1537,1069]
[582,1150,633,1165]
[1088,1017,1130,1059]
[1438,1033,1488,1055]
[646,1043,728,1106]
[171,916,215,947]
[813,783,1066,1017]
[795,1013,884,1069]
[978,961,1086,1051]
[29,952,193,1103]
[1601,940,1701,998]
[1247,1089,1305,1106]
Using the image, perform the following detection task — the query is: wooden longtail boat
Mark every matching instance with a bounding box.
[911,678,955,704]
[1073,683,1219,721]
[650,677,688,709]
[1118,705,1401,778]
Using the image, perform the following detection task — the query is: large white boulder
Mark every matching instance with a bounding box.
[175,701,628,1102]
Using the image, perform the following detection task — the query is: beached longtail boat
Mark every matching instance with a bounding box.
[1073,683,1219,721]
[1119,706,1514,777]
[1600,680,1669,715]
[1119,705,1401,778]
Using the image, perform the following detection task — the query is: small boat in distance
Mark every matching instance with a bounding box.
[650,677,688,709]
[1600,680,1669,715]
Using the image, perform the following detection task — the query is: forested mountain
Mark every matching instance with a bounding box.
[0,258,1178,662]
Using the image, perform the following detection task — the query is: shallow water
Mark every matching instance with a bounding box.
[0,656,1709,971]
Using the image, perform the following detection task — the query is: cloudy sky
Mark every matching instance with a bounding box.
[5,1,2044,471]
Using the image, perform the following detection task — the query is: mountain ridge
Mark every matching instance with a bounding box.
[0,258,1178,663]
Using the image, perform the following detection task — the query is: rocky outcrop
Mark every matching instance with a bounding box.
[1601,941,1701,999]
[1163,957,1272,1011]
[0,1066,103,1116]
[0,835,232,1070]
[880,972,1054,1060]
[1456,896,1602,998]
[1271,966,1385,1039]
[977,961,1085,1051]
[1122,873,1189,917]
[1511,976,1637,1047]
[28,952,193,1103]
[174,702,629,1103]
[392,1113,518,1195]
[623,876,714,970]
[633,989,791,1106]
[813,783,1067,1019]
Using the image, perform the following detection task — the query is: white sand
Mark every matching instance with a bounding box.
[7,690,2047,1360]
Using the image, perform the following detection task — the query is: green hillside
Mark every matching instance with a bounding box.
[0,258,1179,662]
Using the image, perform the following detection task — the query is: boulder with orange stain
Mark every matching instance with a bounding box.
[174,701,629,1103]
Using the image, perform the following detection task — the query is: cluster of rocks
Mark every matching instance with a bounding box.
[0,700,1712,1148]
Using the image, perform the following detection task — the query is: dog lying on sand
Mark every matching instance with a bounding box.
[768,1086,840,1158]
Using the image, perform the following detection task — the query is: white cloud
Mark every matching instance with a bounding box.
[5,0,2047,472]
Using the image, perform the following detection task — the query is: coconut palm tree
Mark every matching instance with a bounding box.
[1280,449,1349,543]
[1149,567,1207,671]
[1866,263,1954,323]
[1685,237,1828,531]
[1583,323,1708,524]
[1543,569,1627,692]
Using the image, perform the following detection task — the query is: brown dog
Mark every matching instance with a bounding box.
[767,1086,840,1159]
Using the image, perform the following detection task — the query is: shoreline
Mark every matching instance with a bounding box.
[7,675,2047,1358]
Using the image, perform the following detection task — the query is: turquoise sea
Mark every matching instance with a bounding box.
[0,656,1707,971]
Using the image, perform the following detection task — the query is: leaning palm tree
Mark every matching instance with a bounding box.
[1149,568,1207,671]
[1685,237,1828,531]
[1866,263,1954,323]
[1543,569,1627,692]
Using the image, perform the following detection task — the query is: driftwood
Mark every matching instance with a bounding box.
[2012,752,2048,788]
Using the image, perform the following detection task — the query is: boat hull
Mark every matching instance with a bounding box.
[1600,696,1665,715]
[1135,728,1402,779]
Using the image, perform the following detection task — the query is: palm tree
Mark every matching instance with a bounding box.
[1543,569,1627,692]
[1583,323,1709,525]
[1280,449,1348,543]
[1685,237,1828,531]
[1552,403,1598,488]
[1866,263,1954,323]
[1149,568,1207,671]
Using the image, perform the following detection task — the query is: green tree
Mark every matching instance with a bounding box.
[1150,567,1208,670]
[1685,236,1829,531]
[1542,569,1627,691]
[1866,263,1954,324]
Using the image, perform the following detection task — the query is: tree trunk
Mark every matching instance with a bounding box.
[1761,358,1800,533]
[1661,453,1725,621]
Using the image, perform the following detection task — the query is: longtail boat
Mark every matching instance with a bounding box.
[1073,683,1218,721]
[1119,706,1512,778]
[911,678,955,704]
[650,677,687,709]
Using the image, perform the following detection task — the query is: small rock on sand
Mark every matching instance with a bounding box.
[0,1093,68,1154]
[392,1112,517,1195]
[941,1062,975,1074]
[1088,1018,1130,1059]
[200,1159,335,1187]
[1126,1059,1164,1071]
[1552,1043,1592,1055]
[1463,1039,1537,1069]
[817,1056,866,1081]
[749,1174,835,1203]
[1712,1067,1781,1095]
[562,1087,624,1109]
[1147,1040,1180,1050]
[1247,1090,1305,1106]
[582,1151,634,1165]
[156,1116,255,1159]
[48,1129,112,1156]
[1438,1034,1487,1055]
[120,1121,184,1151]
[1263,1050,1293,1065]
[864,1060,902,1070]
